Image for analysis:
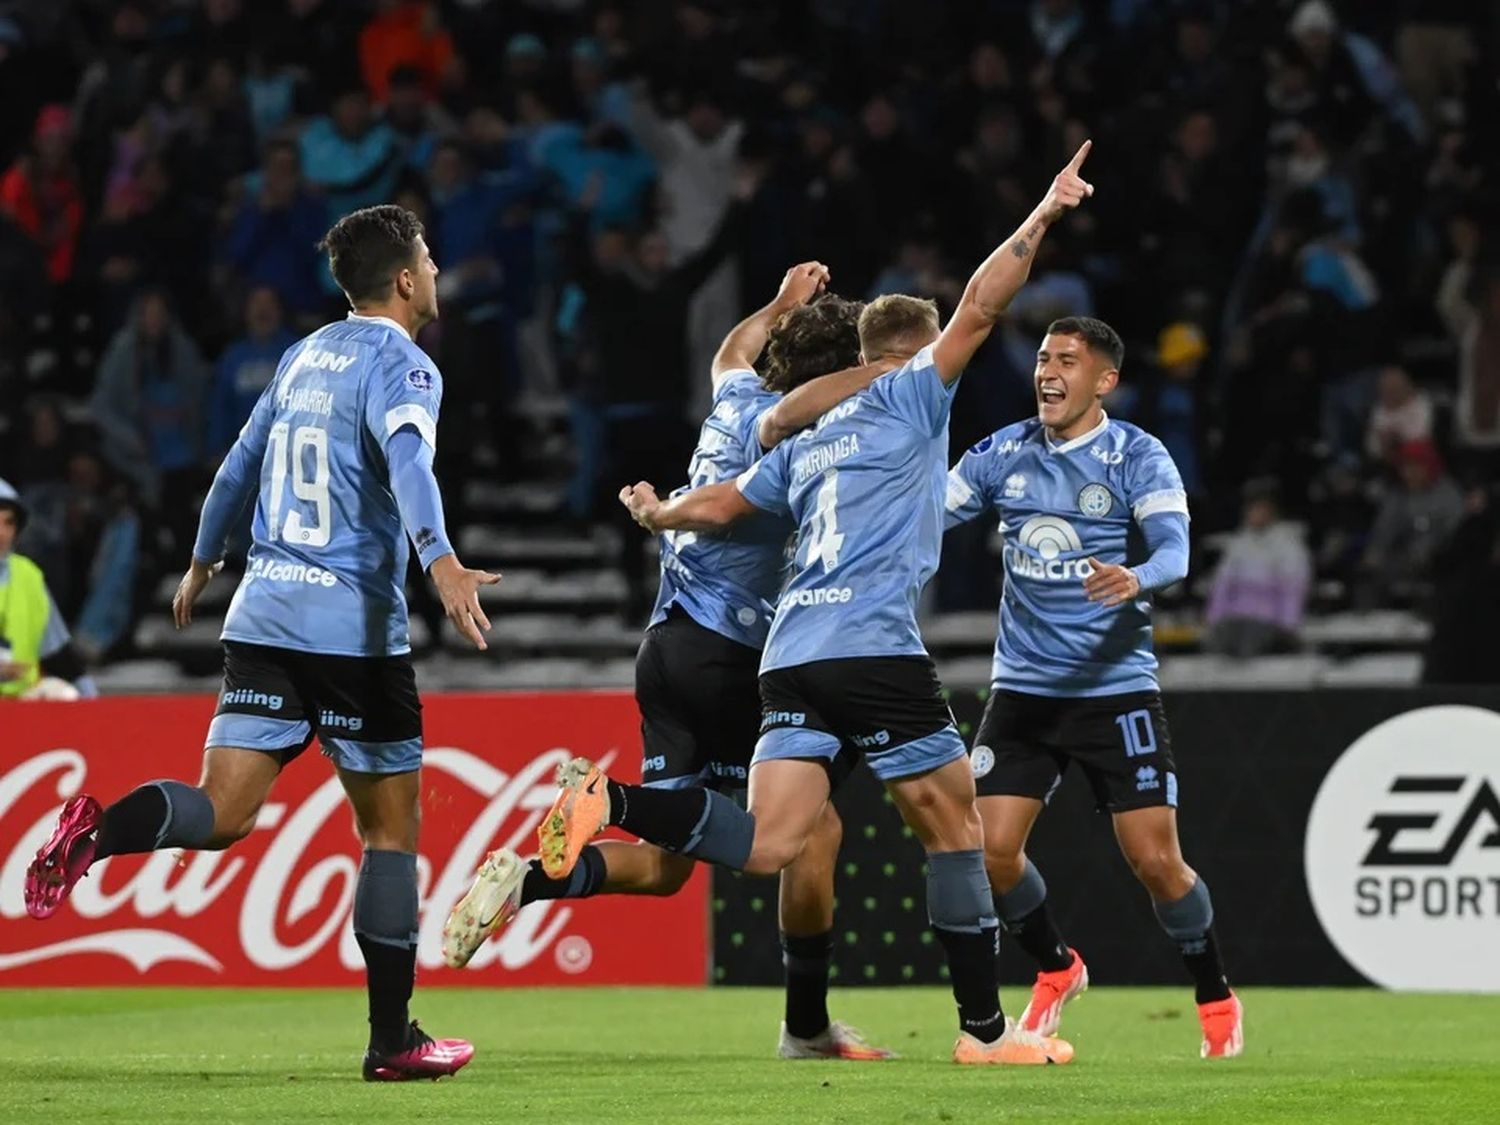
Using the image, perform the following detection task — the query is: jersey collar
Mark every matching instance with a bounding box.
[1044,410,1110,454]
[346,312,412,341]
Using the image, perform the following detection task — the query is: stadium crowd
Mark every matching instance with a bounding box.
[0,0,1495,684]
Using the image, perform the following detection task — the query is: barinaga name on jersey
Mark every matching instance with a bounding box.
[945,414,1189,697]
[219,314,442,657]
[650,369,792,650]
[737,344,956,673]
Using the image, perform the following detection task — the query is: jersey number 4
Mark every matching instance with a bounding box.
[803,469,845,573]
[266,422,331,548]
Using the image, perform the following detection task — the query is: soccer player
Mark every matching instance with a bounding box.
[547,146,1096,1065]
[944,315,1244,1058]
[443,264,897,1060]
[24,205,492,1081]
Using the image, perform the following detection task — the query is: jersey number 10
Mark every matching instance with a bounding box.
[266,422,331,548]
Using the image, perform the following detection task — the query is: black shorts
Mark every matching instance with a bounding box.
[635,607,762,792]
[970,689,1177,813]
[755,656,967,785]
[206,640,423,774]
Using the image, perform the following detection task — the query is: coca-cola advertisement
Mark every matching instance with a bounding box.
[0,694,709,986]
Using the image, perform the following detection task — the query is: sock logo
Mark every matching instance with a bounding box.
[1305,705,1500,991]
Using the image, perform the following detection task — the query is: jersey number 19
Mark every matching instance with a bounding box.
[266,422,332,548]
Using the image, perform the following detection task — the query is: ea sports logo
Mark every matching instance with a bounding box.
[1304,706,1500,991]
[1016,516,1082,561]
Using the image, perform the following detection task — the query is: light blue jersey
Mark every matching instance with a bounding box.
[219,314,441,657]
[736,344,956,673]
[649,369,790,650]
[945,414,1189,696]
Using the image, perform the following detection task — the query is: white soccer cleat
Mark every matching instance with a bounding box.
[442,847,526,969]
[777,1020,897,1060]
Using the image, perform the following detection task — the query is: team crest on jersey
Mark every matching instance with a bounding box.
[1078,483,1114,517]
[970,745,995,778]
[405,368,435,392]
[1003,473,1027,500]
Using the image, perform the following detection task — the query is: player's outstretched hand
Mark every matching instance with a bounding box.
[430,554,502,651]
[1083,556,1140,608]
[775,261,831,310]
[172,559,224,629]
[1040,140,1094,224]
[619,481,662,531]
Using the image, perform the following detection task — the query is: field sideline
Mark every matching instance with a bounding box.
[3,987,1494,1123]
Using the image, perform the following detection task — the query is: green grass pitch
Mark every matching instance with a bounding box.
[3,987,1495,1123]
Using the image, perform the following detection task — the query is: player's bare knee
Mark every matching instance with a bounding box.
[745,833,801,876]
[1129,849,1191,897]
[984,844,1026,891]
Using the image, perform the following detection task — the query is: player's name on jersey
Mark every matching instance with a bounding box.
[793,434,861,483]
[276,386,336,416]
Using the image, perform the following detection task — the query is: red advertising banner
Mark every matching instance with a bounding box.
[0,694,708,986]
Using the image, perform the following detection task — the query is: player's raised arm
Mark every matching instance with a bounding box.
[712,260,829,389]
[933,141,1094,385]
[756,359,896,448]
[619,480,756,532]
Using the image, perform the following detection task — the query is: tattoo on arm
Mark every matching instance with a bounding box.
[1010,240,1030,259]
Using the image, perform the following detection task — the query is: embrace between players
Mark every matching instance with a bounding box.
[25,141,1240,1080]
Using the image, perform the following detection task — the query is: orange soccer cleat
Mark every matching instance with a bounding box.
[953,1019,1075,1066]
[537,757,611,879]
[1198,992,1244,1059]
[1018,947,1089,1038]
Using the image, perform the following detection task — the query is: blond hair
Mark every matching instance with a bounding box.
[858,294,941,360]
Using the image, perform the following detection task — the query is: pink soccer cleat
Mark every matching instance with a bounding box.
[362,1021,475,1081]
[24,795,102,919]
[1199,992,1245,1059]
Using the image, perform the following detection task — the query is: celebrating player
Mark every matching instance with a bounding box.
[443,264,897,1060]
[944,315,1243,1058]
[24,205,493,1081]
[549,145,1096,1065]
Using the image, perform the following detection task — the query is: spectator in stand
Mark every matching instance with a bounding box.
[385,65,455,176]
[1422,483,1500,685]
[1204,487,1312,658]
[0,105,83,287]
[629,85,743,417]
[90,289,207,554]
[208,287,295,459]
[359,0,454,105]
[0,479,98,700]
[571,38,633,131]
[1365,366,1433,468]
[1359,440,1465,606]
[1436,223,1500,464]
[223,141,328,323]
[298,86,402,219]
[54,451,140,663]
[1146,322,1208,499]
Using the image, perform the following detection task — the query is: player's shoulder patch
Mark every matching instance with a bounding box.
[970,420,1036,458]
[405,367,436,393]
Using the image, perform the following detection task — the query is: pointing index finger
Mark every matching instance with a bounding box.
[1065,139,1092,174]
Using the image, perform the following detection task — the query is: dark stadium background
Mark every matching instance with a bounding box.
[0,0,1498,992]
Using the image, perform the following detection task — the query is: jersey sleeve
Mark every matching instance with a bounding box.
[867,343,955,436]
[1124,434,1190,523]
[365,351,444,453]
[714,369,773,461]
[945,436,1000,528]
[735,439,793,517]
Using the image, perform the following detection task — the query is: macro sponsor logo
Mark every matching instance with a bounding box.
[1305,706,1500,991]
[249,557,339,588]
[780,586,854,609]
[1002,516,1092,581]
[222,688,284,711]
[761,710,807,730]
[318,710,363,733]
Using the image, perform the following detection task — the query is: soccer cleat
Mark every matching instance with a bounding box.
[362,1021,475,1081]
[1018,948,1089,1037]
[538,757,610,879]
[953,1018,1074,1065]
[777,1020,897,1061]
[24,795,102,919]
[1199,992,1244,1059]
[442,847,526,969]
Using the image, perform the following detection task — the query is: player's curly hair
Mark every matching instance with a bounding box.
[319,204,425,307]
[761,294,864,394]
